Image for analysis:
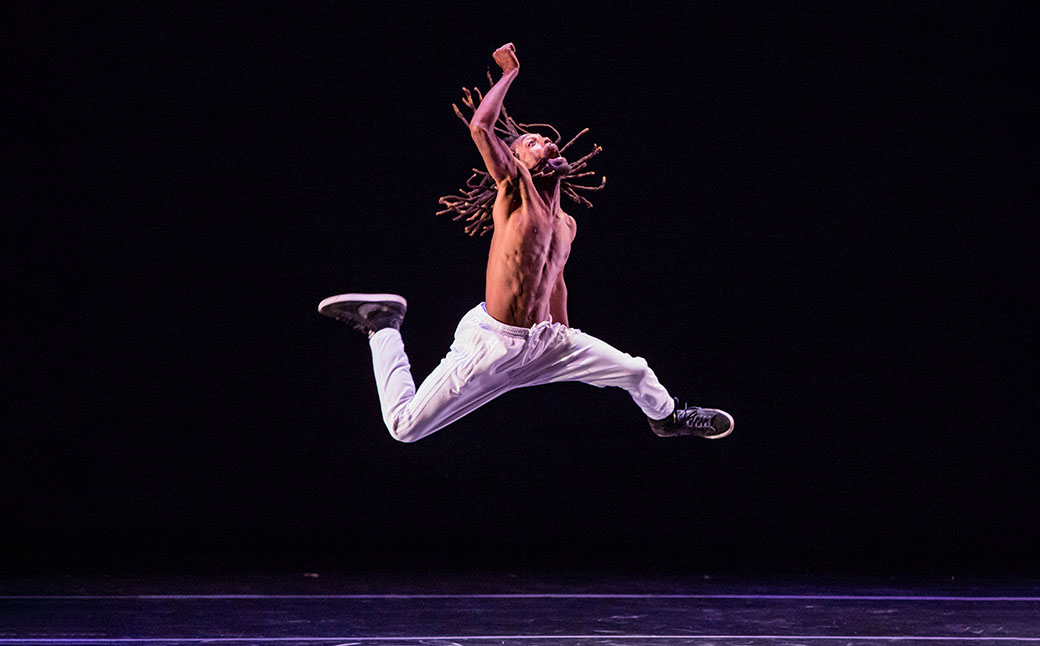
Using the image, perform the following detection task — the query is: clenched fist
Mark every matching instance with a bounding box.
[493,43,519,73]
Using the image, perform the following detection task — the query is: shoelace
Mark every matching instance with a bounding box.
[676,403,713,429]
[343,303,394,334]
[333,311,373,335]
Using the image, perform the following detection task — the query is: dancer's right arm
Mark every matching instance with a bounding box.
[470,43,519,186]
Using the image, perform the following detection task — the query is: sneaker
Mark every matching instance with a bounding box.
[318,293,407,336]
[648,398,734,439]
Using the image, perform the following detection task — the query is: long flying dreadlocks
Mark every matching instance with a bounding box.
[437,72,606,236]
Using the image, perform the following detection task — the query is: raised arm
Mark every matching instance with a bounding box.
[469,43,520,186]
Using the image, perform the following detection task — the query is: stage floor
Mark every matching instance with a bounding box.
[1,573,1038,644]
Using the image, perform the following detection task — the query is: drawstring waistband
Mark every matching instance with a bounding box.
[468,303,558,338]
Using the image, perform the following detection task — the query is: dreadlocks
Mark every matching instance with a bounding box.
[437,72,606,236]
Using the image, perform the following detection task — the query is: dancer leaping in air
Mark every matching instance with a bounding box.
[319,43,733,443]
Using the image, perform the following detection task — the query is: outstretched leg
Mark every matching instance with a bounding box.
[511,327,673,418]
[511,326,734,439]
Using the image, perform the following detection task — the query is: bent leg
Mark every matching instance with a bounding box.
[368,323,516,442]
[368,328,418,439]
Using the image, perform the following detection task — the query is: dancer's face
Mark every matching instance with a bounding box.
[511,134,564,171]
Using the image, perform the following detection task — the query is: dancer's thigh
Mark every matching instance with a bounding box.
[526,329,651,388]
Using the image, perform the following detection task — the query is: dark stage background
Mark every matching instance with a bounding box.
[5,2,1036,577]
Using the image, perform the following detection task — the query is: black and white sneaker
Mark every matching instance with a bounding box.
[648,398,734,439]
[318,293,407,337]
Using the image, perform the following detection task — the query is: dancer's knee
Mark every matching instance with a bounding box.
[389,427,420,443]
[386,409,444,443]
[386,416,422,443]
[630,356,653,384]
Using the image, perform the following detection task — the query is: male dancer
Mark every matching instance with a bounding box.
[319,43,733,443]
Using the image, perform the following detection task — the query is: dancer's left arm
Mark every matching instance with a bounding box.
[551,215,576,325]
[550,273,568,327]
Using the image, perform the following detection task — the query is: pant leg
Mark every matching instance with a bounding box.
[506,325,675,420]
[368,311,521,442]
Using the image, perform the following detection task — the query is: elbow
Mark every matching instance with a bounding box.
[469,123,491,141]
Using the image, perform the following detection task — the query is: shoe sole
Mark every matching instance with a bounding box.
[706,410,735,439]
[318,293,407,316]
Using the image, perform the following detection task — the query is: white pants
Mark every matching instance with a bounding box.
[368,303,675,442]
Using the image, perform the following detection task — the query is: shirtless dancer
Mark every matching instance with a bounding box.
[319,43,733,443]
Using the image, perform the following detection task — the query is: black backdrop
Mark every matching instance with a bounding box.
[5,2,1037,577]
